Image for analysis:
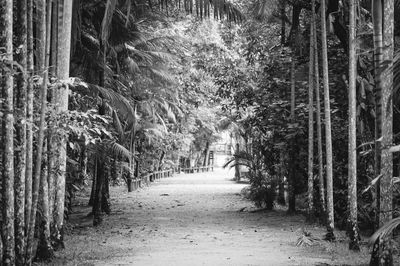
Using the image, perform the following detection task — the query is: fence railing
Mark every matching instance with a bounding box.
[128,169,174,191]
[179,165,214,174]
[128,165,214,191]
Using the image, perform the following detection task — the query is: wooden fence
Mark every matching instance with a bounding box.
[128,165,214,191]
[129,169,174,190]
[178,165,214,174]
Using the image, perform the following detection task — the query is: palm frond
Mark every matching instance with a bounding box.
[369,217,400,245]
[113,110,124,138]
[71,78,136,123]
[223,151,254,169]
[103,140,134,161]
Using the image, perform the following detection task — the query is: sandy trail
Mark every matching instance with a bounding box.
[54,169,363,266]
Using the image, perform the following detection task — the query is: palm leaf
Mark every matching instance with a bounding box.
[70,78,136,124]
[369,217,400,245]
[102,140,134,161]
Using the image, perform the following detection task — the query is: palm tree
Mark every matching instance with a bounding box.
[348,0,360,251]
[320,0,335,241]
[307,3,315,221]
[370,0,395,264]
[26,0,49,261]
[1,0,15,264]
[312,1,325,217]
[14,0,28,264]
[52,0,74,249]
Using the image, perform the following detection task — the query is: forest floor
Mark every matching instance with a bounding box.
[40,168,373,266]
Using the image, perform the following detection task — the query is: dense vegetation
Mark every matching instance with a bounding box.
[0,0,399,265]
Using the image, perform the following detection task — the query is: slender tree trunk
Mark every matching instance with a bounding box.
[277,150,286,205]
[1,0,15,264]
[203,142,210,167]
[234,143,241,182]
[348,0,360,251]
[26,0,48,262]
[47,0,58,229]
[93,156,105,226]
[288,57,296,213]
[370,1,394,265]
[307,13,315,221]
[89,160,97,206]
[37,142,53,260]
[370,0,384,264]
[320,0,335,241]
[158,150,165,171]
[53,0,73,250]
[14,0,28,264]
[280,0,285,45]
[313,4,326,219]
[25,0,34,234]
[47,0,58,228]
[101,170,111,214]
[37,1,54,259]
[379,0,394,239]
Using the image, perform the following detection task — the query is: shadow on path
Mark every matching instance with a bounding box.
[44,168,362,266]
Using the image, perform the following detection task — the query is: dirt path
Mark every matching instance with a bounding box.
[47,169,370,266]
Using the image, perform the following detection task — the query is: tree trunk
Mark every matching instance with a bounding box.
[234,143,241,182]
[47,0,57,230]
[288,57,296,213]
[14,0,28,264]
[36,142,54,260]
[313,5,326,219]
[277,150,286,205]
[158,150,165,171]
[307,11,315,221]
[101,171,111,214]
[280,0,285,45]
[203,142,210,167]
[26,0,48,261]
[89,159,97,206]
[47,0,58,230]
[370,0,384,264]
[25,0,34,234]
[348,0,360,251]
[1,0,15,264]
[93,157,105,226]
[320,0,335,241]
[370,0,394,264]
[53,0,73,250]
[37,2,54,259]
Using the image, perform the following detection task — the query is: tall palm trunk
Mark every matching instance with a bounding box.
[288,57,296,213]
[348,0,360,251]
[14,0,28,264]
[370,0,394,264]
[93,155,105,226]
[203,142,210,167]
[53,0,73,249]
[1,0,15,264]
[280,0,285,45]
[320,0,335,241]
[307,13,315,221]
[379,0,394,244]
[277,150,286,205]
[235,143,241,181]
[26,0,48,262]
[370,0,384,264]
[47,0,58,229]
[313,8,326,219]
[36,0,54,259]
[25,0,34,234]
[37,142,53,260]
